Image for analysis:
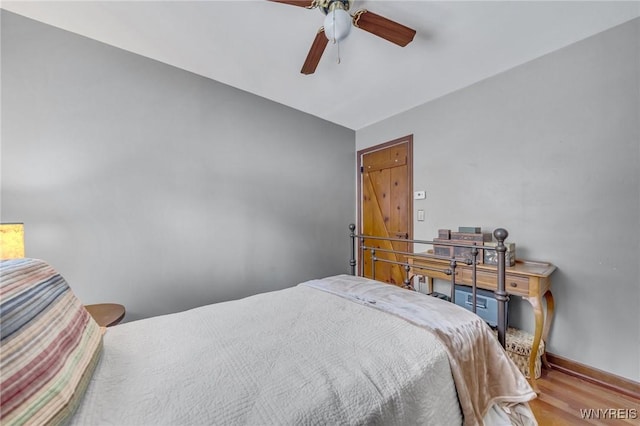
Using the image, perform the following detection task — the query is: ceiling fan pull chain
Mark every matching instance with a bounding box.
[337,40,341,64]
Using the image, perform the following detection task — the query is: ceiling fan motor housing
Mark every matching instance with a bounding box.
[319,0,352,15]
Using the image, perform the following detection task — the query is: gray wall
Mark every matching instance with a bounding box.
[1,11,355,321]
[357,18,640,381]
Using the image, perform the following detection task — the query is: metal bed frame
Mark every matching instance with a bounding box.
[348,224,510,349]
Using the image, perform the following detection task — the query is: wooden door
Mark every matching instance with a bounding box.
[358,136,412,286]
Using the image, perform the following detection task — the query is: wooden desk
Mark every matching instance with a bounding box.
[407,255,556,391]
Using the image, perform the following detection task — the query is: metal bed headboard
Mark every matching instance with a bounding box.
[348,224,510,348]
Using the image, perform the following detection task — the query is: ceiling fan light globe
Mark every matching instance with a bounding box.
[324,9,352,42]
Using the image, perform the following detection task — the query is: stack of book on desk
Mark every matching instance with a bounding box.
[433,226,516,266]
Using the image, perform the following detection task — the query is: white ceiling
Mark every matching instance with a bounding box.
[2,1,639,130]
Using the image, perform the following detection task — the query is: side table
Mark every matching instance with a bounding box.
[85,303,126,327]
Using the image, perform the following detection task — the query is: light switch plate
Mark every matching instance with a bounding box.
[417,209,425,221]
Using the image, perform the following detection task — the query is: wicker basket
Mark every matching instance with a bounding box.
[494,327,545,379]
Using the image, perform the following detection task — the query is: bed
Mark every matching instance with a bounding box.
[1,232,536,426]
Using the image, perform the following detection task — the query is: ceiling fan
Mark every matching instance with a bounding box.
[269,0,416,75]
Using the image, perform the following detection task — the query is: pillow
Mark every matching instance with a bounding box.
[0,258,103,425]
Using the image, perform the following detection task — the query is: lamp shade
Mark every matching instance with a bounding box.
[324,8,352,42]
[0,223,25,259]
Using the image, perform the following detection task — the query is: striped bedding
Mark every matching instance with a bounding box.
[0,258,103,426]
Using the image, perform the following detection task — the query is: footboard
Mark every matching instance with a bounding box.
[348,224,510,348]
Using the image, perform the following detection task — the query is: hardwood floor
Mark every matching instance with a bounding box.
[529,369,640,425]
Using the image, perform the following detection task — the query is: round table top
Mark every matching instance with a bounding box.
[85,303,126,327]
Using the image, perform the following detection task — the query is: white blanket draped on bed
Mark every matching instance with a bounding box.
[70,275,534,425]
[303,275,537,426]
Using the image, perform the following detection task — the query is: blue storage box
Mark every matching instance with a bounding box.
[454,285,507,328]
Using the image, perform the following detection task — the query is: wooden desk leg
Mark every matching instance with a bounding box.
[527,295,545,394]
[541,291,555,369]
[427,277,434,294]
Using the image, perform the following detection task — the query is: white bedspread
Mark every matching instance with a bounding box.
[303,275,536,426]
[71,278,463,425]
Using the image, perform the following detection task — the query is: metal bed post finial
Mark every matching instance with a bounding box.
[349,224,357,276]
[494,228,509,348]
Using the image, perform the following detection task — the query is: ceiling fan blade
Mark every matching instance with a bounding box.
[268,0,316,8]
[353,10,416,47]
[301,28,329,75]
